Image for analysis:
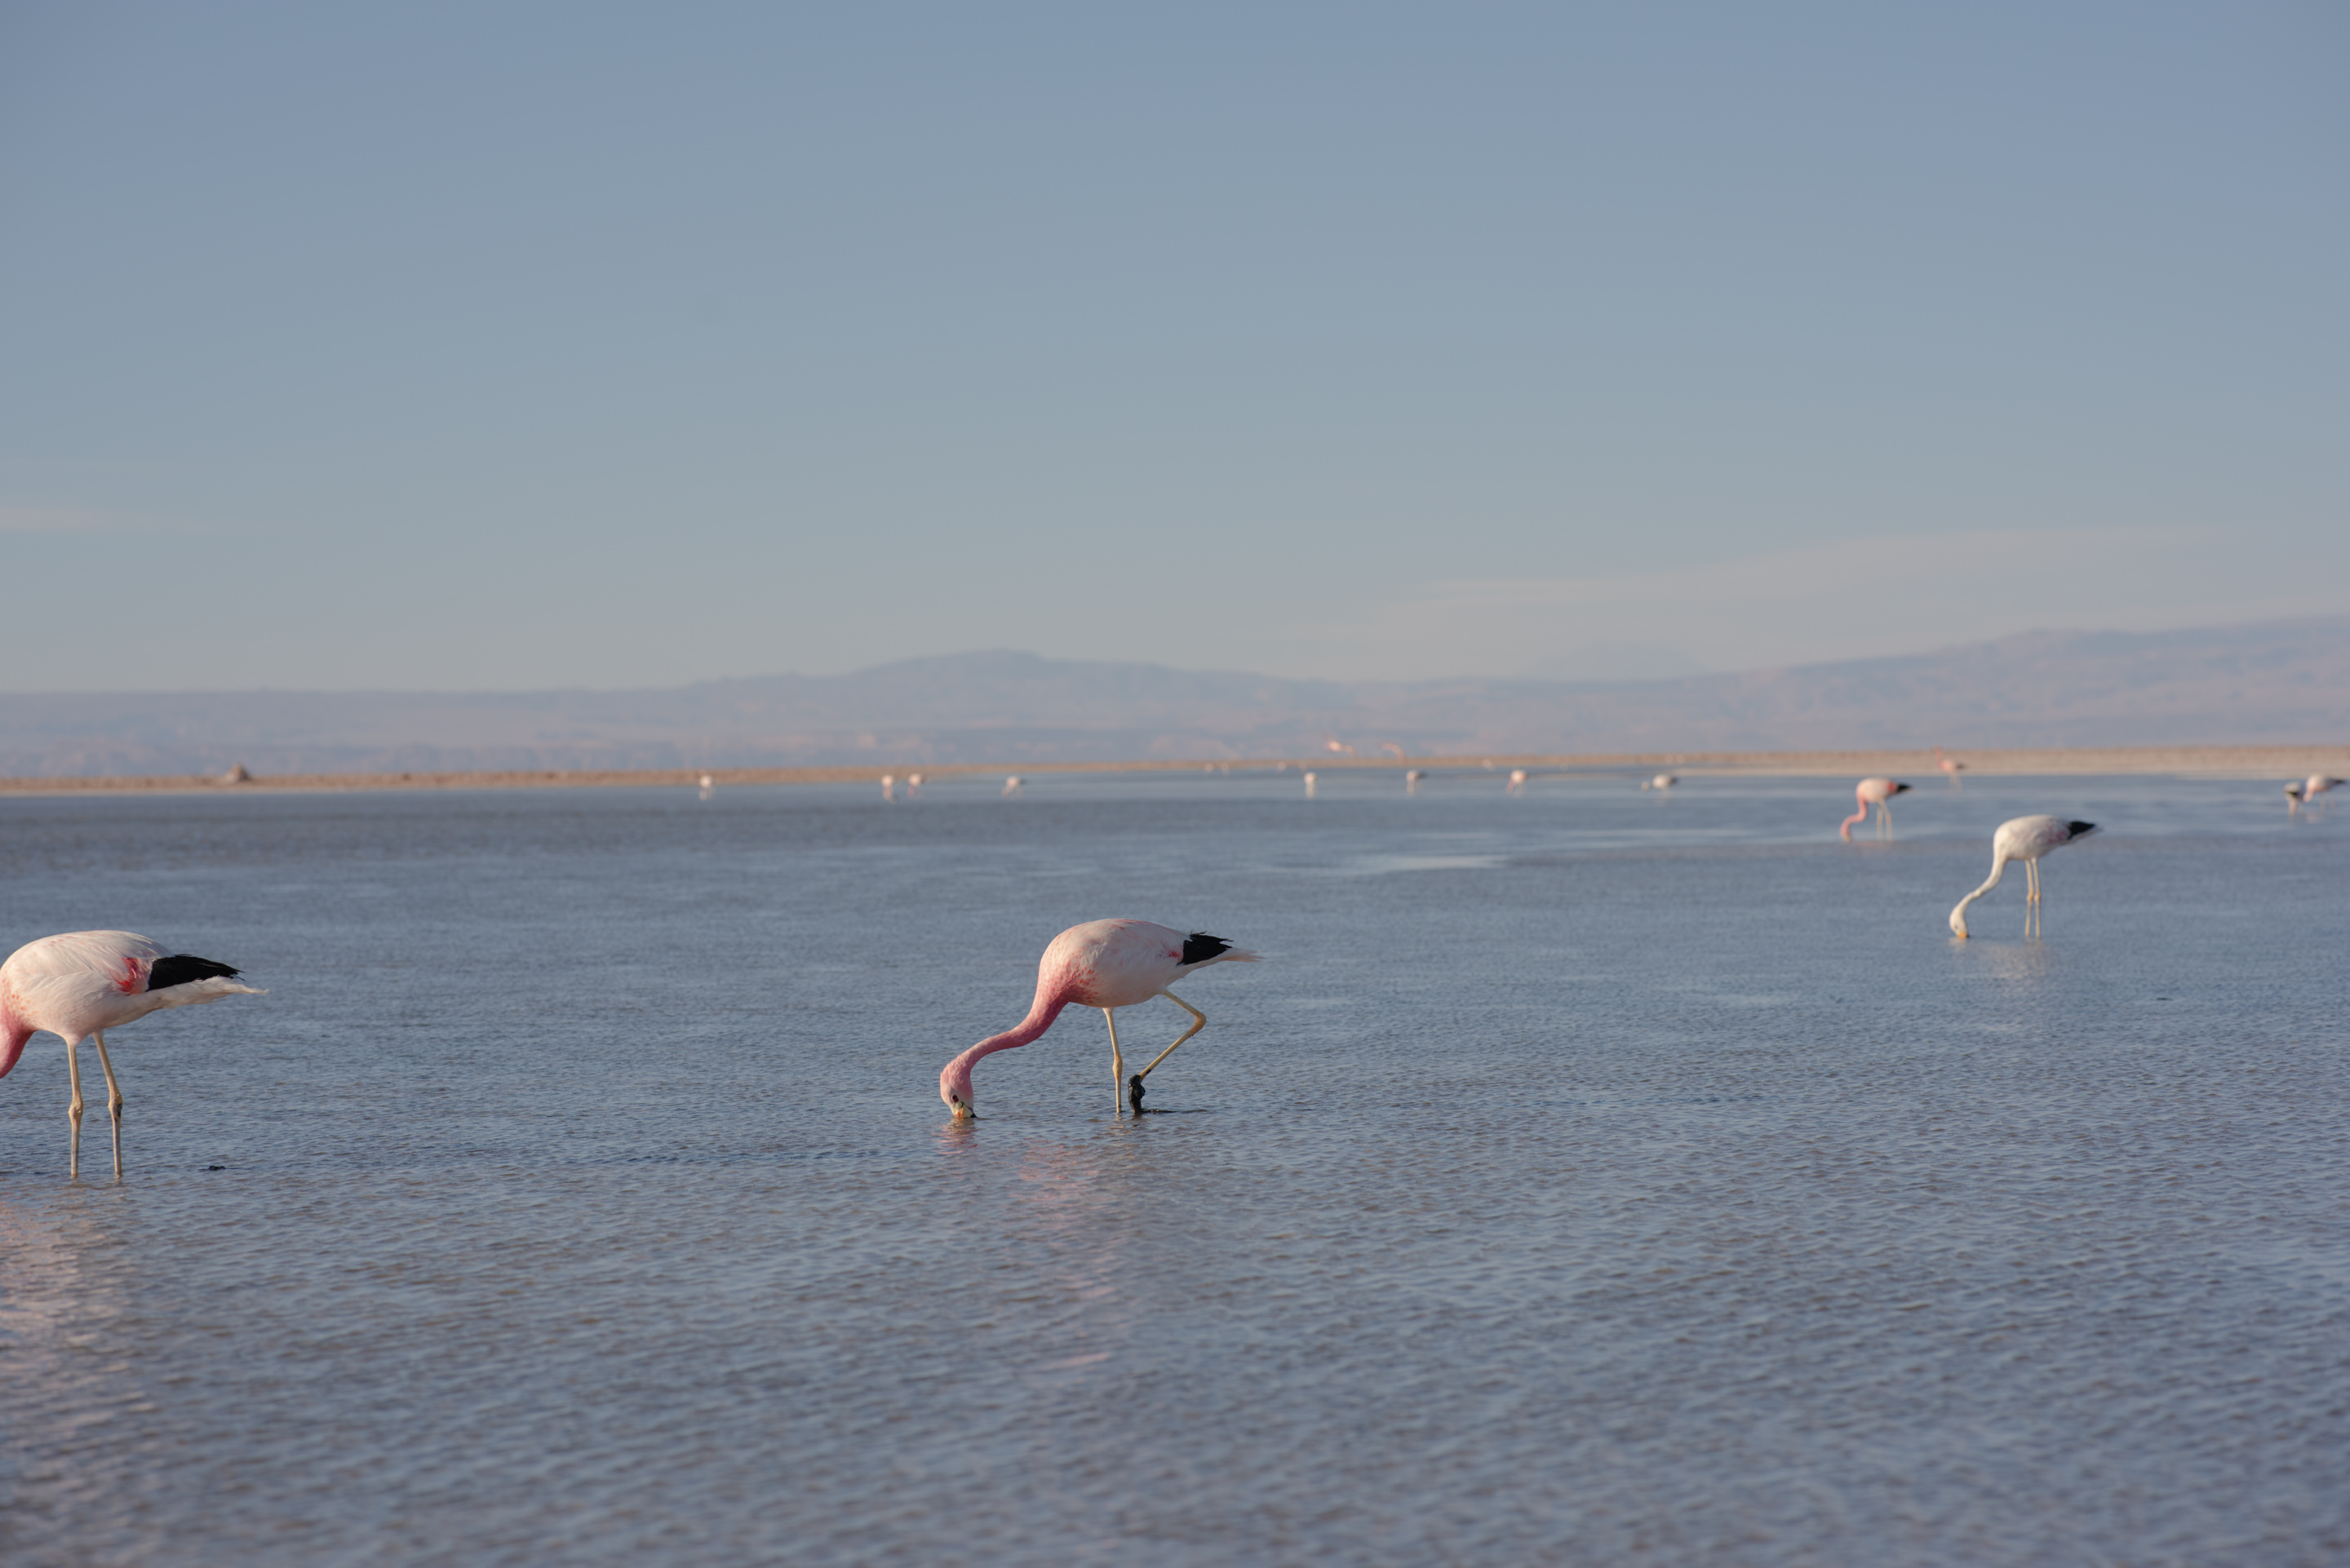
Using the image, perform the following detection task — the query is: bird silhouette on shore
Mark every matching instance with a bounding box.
[940,920,1258,1119]
[2,931,264,1178]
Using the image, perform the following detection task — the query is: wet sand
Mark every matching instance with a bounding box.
[0,745,2342,795]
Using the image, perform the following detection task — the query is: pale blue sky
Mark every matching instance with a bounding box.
[3,2,2343,689]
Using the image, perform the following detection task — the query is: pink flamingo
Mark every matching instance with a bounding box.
[1934,746,1966,790]
[1507,769,1528,795]
[1949,816,2098,938]
[939,920,1258,1119]
[1840,777,1912,841]
[2,931,264,1177]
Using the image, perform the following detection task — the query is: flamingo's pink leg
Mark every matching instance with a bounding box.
[91,1030,126,1178]
[1101,1008,1125,1115]
[65,1039,85,1180]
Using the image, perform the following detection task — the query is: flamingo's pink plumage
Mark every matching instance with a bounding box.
[940,919,1258,1119]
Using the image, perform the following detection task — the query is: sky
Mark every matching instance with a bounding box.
[2,1,2343,691]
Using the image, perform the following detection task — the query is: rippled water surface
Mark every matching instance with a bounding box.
[2,772,2344,1566]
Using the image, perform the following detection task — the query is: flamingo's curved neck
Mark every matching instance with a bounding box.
[945,982,1074,1079]
[1953,850,2011,920]
[0,996,28,1082]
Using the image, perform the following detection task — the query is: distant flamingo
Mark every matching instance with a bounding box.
[1840,777,1912,842]
[881,774,897,801]
[1934,746,1967,790]
[1380,742,1407,760]
[698,772,714,800]
[1507,769,1528,795]
[2,931,264,1177]
[1325,740,1357,757]
[1302,770,1319,798]
[939,920,1259,1118]
[2303,776,2343,816]
[908,773,924,796]
[1641,773,1677,792]
[1949,817,2098,938]
[2286,782,2304,815]
[1405,768,1426,794]
[1002,776,1024,797]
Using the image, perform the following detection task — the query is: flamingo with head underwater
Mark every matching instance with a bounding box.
[1840,777,1912,842]
[1949,816,2098,938]
[2302,775,2343,816]
[2,931,264,1177]
[940,920,1258,1119]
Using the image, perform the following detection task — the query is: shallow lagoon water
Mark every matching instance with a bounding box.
[1,771,2344,1566]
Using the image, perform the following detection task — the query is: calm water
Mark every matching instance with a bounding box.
[1,772,2344,1566]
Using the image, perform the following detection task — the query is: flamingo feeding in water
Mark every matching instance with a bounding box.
[1949,817,2099,938]
[939,920,1259,1118]
[1405,768,1426,794]
[2,931,264,1177]
[1641,773,1677,792]
[1840,777,1912,842]
[1001,776,1023,797]
[2299,775,2343,816]
[1507,769,1528,795]
[1934,746,1967,790]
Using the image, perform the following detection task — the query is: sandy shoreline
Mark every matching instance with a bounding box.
[2,745,2343,796]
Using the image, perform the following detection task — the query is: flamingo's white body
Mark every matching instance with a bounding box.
[1507,769,1528,795]
[1002,776,1024,797]
[939,919,1259,1118]
[2301,776,2343,816]
[1641,773,1678,792]
[1949,816,2098,938]
[1405,768,1427,794]
[1,931,264,1177]
[1303,771,1319,797]
[881,774,897,802]
[1841,777,1912,842]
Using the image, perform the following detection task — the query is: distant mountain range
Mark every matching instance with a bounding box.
[2,616,2344,777]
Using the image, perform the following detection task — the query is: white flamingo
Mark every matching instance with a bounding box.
[2,932,264,1177]
[1405,768,1426,795]
[1302,771,1319,798]
[908,773,924,796]
[1002,776,1024,797]
[1641,773,1677,792]
[2302,776,2343,816]
[1934,746,1966,790]
[1840,777,1912,842]
[881,774,897,802]
[1506,769,1528,795]
[1950,816,2099,938]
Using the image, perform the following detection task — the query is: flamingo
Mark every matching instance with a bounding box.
[1949,817,2099,938]
[1405,768,1426,794]
[1302,770,1319,797]
[2303,775,2343,816]
[1002,775,1023,797]
[1507,769,1528,795]
[908,773,924,796]
[1934,746,1966,790]
[698,772,714,800]
[881,773,897,801]
[1325,740,1357,757]
[2,931,264,1178]
[1840,777,1912,842]
[1641,773,1677,792]
[939,920,1259,1118]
